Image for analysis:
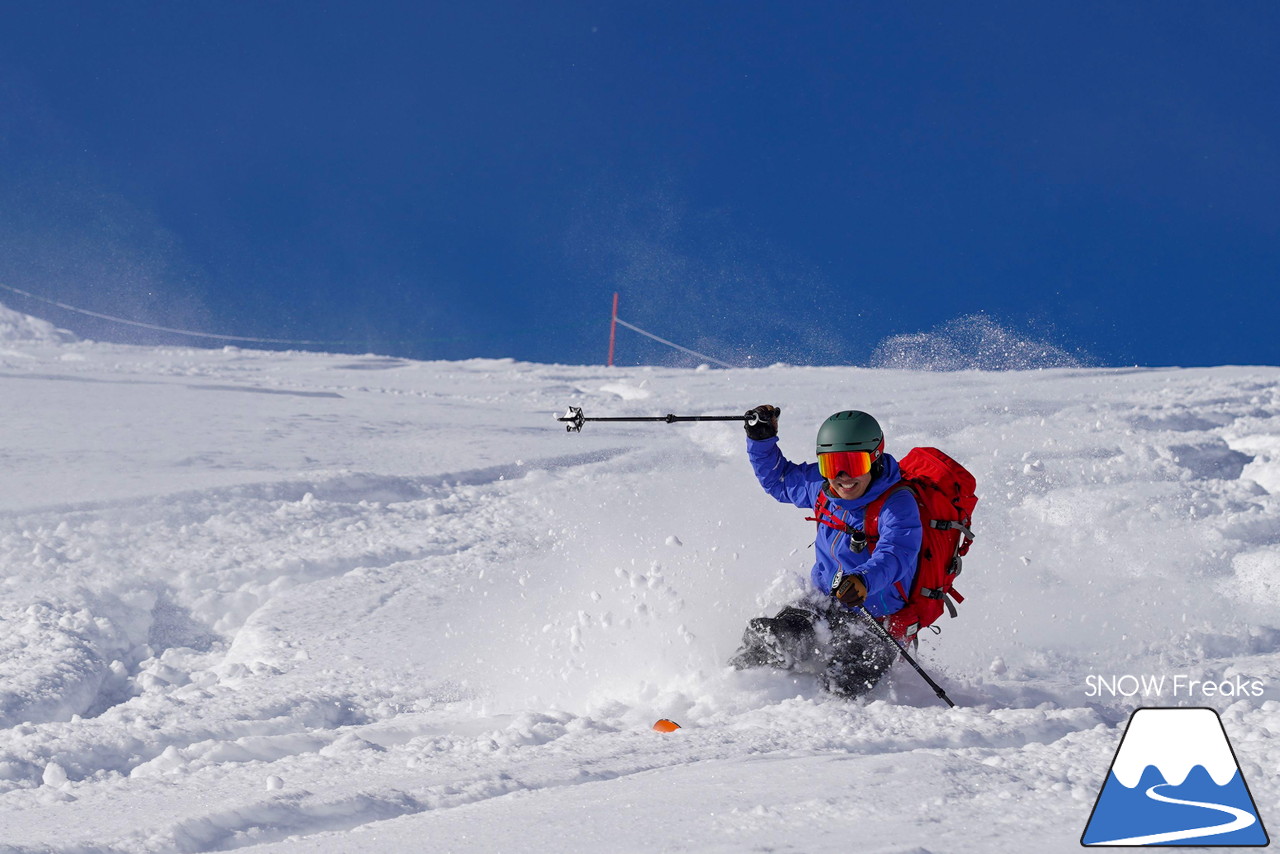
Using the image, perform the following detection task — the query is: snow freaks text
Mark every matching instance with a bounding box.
[1085,674,1266,699]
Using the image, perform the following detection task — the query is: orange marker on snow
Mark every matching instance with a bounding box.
[652,718,681,733]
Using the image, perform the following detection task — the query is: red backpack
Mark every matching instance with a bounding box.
[812,447,977,642]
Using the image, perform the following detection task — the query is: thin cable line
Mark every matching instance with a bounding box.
[613,317,738,369]
[1,281,343,346]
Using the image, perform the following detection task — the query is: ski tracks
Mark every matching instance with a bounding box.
[0,460,569,849]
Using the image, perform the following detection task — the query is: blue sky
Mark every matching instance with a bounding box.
[0,2,1276,367]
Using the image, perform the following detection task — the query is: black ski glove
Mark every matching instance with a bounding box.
[832,572,868,608]
[744,405,779,440]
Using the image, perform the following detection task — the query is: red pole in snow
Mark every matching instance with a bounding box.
[607,292,619,367]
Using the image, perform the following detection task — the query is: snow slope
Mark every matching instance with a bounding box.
[1,308,1278,852]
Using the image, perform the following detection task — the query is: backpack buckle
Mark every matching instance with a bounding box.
[931,518,975,541]
[921,586,961,618]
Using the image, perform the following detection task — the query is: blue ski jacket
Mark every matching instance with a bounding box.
[747,436,922,617]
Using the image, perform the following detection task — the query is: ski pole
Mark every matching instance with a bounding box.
[557,406,777,433]
[853,605,956,708]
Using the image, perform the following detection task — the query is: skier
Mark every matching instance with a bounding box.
[731,405,923,697]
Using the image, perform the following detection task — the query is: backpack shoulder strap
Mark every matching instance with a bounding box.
[807,487,847,534]
[814,487,828,516]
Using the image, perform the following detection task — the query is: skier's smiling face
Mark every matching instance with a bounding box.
[828,471,872,500]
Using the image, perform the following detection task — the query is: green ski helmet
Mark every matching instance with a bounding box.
[815,410,885,459]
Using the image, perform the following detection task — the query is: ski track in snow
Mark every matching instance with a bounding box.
[0,328,1278,852]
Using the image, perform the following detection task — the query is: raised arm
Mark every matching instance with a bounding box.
[744,405,822,509]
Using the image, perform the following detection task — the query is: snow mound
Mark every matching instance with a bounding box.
[0,300,77,343]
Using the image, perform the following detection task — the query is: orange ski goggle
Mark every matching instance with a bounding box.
[817,450,876,479]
